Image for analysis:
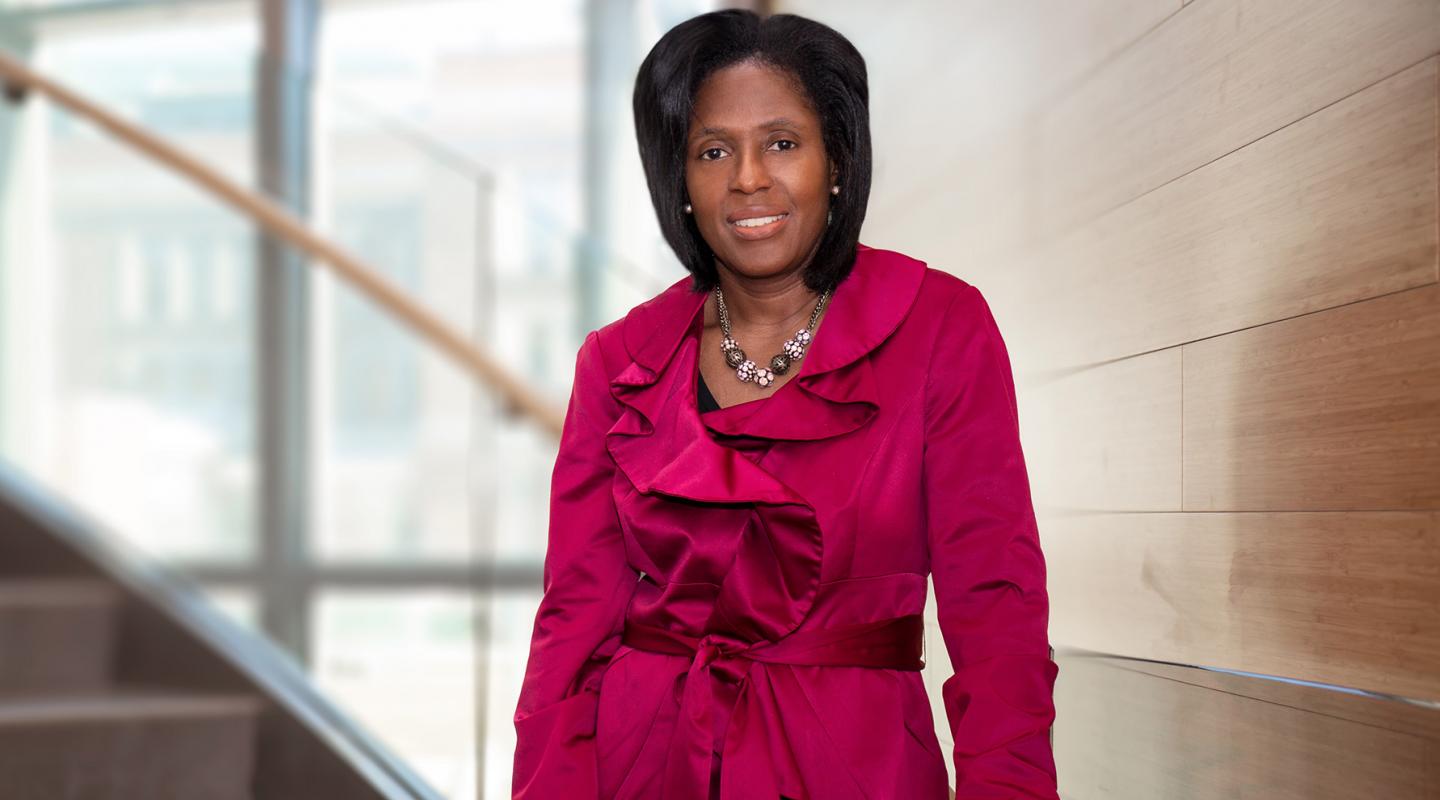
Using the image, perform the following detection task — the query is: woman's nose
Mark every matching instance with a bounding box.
[731,148,772,194]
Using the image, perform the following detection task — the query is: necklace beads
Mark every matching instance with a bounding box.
[714,286,830,387]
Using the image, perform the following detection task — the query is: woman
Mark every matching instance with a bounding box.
[512,9,1058,800]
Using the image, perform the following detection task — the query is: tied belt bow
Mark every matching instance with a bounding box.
[621,614,926,798]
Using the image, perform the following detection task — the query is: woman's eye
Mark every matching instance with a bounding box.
[698,141,794,160]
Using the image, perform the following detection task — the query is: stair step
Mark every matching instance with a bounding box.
[0,690,261,800]
[0,579,118,693]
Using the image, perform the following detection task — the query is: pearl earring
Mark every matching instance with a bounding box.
[684,202,692,214]
[831,185,840,195]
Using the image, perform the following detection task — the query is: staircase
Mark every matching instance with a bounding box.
[0,462,439,800]
[0,579,259,798]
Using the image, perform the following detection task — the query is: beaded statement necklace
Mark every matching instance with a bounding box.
[714,286,831,387]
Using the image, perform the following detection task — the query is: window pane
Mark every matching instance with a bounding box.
[313,589,478,798]
[0,11,259,564]
[310,0,586,564]
[480,589,542,800]
[202,585,260,631]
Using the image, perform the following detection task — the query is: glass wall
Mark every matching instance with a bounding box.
[0,7,262,564]
[0,1,732,797]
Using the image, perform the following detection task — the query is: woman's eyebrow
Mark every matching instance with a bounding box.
[691,117,804,140]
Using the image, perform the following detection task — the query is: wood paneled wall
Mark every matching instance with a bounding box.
[775,1,1440,796]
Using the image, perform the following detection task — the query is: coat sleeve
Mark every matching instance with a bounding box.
[922,283,1060,799]
[512,329,637,799]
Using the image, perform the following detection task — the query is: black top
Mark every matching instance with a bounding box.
[696,369,721,413]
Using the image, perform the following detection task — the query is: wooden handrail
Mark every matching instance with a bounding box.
[0,48,564,438]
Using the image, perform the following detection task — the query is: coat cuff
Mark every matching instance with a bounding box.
[943,653,1060,799]
[512,689,601,799]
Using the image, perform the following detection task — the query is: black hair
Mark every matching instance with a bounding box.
[632,9,871,293]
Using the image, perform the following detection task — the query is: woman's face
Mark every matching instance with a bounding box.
[685,60,836,283]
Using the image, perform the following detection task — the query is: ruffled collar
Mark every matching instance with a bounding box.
[608,243,925,442]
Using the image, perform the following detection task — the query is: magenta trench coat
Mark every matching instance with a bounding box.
[512,244,1060,799]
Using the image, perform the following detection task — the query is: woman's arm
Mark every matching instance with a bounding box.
[512,329,637,800]
[922,283,1060,799]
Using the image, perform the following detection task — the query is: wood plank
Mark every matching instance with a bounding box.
[0,692,260,726]
[1183,283,1440,511]
[787,0,1178,144]
[782,0,1179,269]
[0,579,116,693]
[1053,654,1440,799]
[0,692,258,800]
[0,579,113,606]
[1044,511,1440,701]
[1109,657,1440,740]
[1020,55,1438,369]
[1035,0,1440,239]
[1021,348,1180,512]
[867,0,1179,250]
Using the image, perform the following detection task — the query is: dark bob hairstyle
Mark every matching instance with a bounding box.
[632,10,871,293]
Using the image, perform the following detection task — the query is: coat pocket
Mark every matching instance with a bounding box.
[898,671,946,763]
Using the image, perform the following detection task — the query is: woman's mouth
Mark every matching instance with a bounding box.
[729,213,789,240]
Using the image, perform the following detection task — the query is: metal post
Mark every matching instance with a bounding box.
[581,0,637,337]
[256,0,319,664]
[0,28,33,454]
[469,172,500,800]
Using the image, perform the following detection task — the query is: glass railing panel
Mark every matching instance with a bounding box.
[0,1,130,13]
[0,81,494,795]
[307,126,493,565]
[308,86,583,786]
[477,587,543,800]
[0,8,261,565]
[35,12,260,190]
[314,588,480,799]
[205,585,263,630]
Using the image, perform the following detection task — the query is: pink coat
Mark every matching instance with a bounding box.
[512,244,1060,799]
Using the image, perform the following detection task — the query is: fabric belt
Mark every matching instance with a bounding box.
[621,614,926,798]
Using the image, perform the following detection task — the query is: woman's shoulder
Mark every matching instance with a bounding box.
[858,242,980,303]
[855,244,990,337]
[583,274,696,381]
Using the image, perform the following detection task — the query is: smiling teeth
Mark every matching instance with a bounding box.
[735,214,786,227]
